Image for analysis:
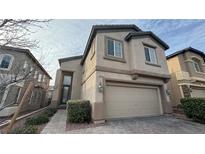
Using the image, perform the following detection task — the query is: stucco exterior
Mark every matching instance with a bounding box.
[167,47,205,106]
[52,25,172,122]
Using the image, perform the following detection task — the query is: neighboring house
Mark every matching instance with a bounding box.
[51,24,172,123]
[47,86,54,104]
[167,47,205,107]
[0,46,52,117]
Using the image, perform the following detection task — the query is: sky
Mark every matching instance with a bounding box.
[29,19,205,85]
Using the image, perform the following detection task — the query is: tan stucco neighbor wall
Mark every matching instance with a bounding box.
[167,50,205,106]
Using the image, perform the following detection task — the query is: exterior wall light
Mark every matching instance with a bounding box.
[98,82,103,93]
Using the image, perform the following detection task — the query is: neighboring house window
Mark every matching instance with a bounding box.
[192,58,202,72]
[144,46,157,64]
[38,74,42,82]
[42,75,46,82]
[30,66,34,73]
[34,70,38,79]
[23,61,28,69]
[0,54,14,70]
[107,38,123,58]
[14,87,21,104]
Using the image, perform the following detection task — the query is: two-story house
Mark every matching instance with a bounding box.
[167,47,205,107]
[0,46,52,117]
[51,24,172,123]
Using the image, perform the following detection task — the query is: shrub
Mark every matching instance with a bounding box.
[181,97,205,123]
[11,125,37,134]
[25,114,49,126]
[67,100,91,123]
[43,108,57,117]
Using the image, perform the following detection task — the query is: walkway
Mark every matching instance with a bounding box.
[41,109,66,134]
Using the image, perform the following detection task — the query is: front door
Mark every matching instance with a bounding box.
[60,74,72,104]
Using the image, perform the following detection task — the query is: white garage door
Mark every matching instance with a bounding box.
[105,84,162,119]
[191,88,205,98]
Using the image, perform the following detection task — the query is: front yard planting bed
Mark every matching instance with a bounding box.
[181,97,205,124]
[10,108,57,134]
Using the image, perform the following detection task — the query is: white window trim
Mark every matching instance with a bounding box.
[34,70,38,79]
[144,46,158,64]
[0,54,14,71]
[107,39,123,58]
[192,58,203,73]
[23,61,28,69]
[42,75,46,82]
[38,74,42,82]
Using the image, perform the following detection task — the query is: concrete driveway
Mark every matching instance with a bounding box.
[67,116,205,134]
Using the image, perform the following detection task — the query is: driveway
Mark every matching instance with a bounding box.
[67,116,205,134]
[41,110,205,134]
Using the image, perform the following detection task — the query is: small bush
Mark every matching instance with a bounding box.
[11,125,37,134]
[181,97,205,123]
[25,114,49,126]
[43,108,57,117]
[67,100,91,123]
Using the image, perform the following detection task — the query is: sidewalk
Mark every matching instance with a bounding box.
[41,109,67,134]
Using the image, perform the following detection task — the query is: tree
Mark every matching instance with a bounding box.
[0,19,51,111]
[0,19,50,48]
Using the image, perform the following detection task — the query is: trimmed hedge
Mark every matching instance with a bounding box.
[67,100,91,123]
[181,97,205,123]
[43,108,57,117]
[25,114,49,126]
[11,125,37,134]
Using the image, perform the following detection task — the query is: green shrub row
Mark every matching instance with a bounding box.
[67,100,91,123]
[10,108,57,134]
[25,115,49,126]
[181,97,205,123]
[43,108,57,117]
[11,125,38,134]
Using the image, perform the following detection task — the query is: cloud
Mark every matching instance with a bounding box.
[28,19,205,84]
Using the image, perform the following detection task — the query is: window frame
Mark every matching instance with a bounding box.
[192,58,203,73]
[38,74,42,82]
[105,37,124,60]
[0,54,14,71]
[144,46,158,65]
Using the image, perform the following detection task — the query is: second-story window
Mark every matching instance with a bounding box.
[42,75,46,82]
[0,54,14,70]
[144,46,157,64]
[107,38,123,58]
[38,74,42,82]
[34,70,38,79]
[192,58,202,72]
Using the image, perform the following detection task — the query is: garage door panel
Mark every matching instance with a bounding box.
[105,85,162,119]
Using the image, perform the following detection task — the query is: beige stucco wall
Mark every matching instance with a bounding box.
[61,58,82,99]
[96,32,169,76]
[92,71,172,120]
[130,36,169,75]
[51,58,82,107]
[81,30,172,121]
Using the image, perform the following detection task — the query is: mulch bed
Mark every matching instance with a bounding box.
[66,122,104,131]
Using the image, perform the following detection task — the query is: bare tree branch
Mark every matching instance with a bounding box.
[0,19,51,48]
